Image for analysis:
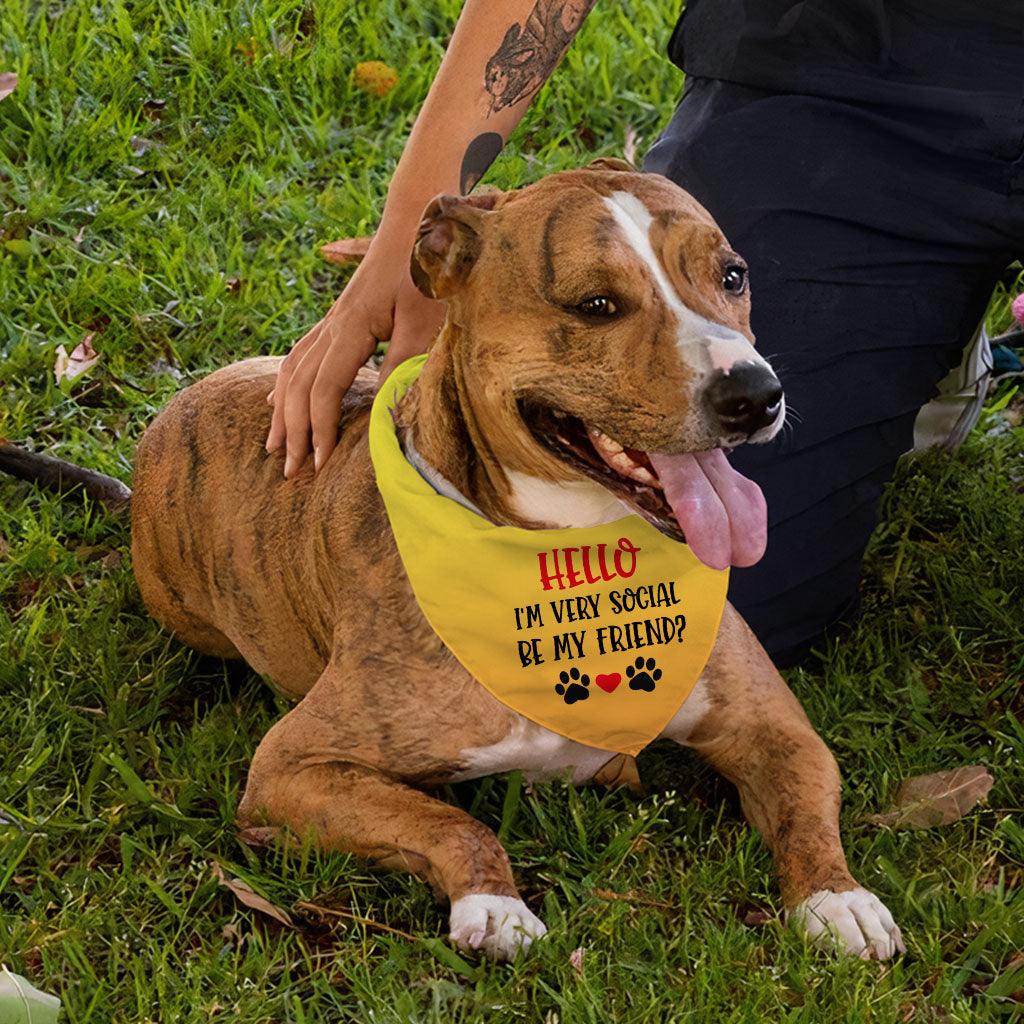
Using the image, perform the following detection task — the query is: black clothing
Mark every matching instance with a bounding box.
[645,48,1024,661]
[669,1,1024,119]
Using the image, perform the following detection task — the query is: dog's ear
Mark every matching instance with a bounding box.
[411,192,501,299]
[585,157,636,173]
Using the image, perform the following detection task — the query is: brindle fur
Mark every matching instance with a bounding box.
[131,168,861,929]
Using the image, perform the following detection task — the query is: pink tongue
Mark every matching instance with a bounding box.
[648,449,767,570]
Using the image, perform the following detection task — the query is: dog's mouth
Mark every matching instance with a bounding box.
[519,401,768,570]
[520,402,682,538]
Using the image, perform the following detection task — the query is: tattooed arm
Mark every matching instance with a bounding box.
[268,0,596,477]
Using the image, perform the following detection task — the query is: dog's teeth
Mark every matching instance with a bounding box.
[629,465,658,485]
[588,428,624,457]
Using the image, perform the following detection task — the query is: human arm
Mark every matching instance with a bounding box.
[267,0,598,477]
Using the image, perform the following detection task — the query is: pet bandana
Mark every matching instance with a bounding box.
[370,356,730,757]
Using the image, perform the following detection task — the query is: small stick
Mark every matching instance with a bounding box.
[0,441,131,507]
[592,887,676,911]
[294,900,420,942]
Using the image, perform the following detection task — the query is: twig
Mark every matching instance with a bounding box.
[592,887,676,911]
[0,441,131,507]
[294,900,419,942]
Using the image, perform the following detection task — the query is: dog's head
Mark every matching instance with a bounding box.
[410,163,785,568]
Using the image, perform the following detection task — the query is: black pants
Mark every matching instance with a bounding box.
[645,78,1024,663]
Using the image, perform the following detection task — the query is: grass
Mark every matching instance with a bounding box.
[1,0,1023,1020]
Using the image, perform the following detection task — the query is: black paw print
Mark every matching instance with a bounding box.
[554,667,590,704]
[625,656,661,692]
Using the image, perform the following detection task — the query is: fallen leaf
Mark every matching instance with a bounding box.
[868,766,994,829]
[574,122,598,150]
[353,61,398,97]
[74,544,114,563]
[0,535,8,560]
[624,125,638,166]
[150,358,183,380]
[569,946,585,977]
[212,862,294,927]
[297,4,316,38]
[321,236,373,265]
[100,550,122,570]
[0,73,16,102]
[141,97,166,120]
[237,825,282,847]
[130,135,157,156]
[236,37,258,62]
[0,968,60,1023]
[54,333,100,384]
[742,908,772,927]
[221,922,245,948]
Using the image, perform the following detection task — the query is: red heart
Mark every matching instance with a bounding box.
[595,672,621,693]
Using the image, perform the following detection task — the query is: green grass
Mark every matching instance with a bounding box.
[1,1,1023,1020]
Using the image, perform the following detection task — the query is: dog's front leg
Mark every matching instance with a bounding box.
[237,668,545,961]
[665,606,904,959]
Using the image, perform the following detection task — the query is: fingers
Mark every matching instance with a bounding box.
[309,329,377,472]
[268,267,436,476]
[282,333,330,478]
[266,324,321,454]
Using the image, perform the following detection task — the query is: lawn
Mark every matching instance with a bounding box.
[1,1,1022,1021]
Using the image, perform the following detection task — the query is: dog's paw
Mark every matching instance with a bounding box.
[788,887,905,960]
[449,894,547,960]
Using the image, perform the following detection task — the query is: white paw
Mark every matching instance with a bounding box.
[449,894,547,961]
[788,887,905,960]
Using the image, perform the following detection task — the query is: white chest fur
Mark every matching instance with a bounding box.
[454,675,712,783]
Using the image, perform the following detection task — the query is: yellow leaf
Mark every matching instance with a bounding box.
[353,61,398,97]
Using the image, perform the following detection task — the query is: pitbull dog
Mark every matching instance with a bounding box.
[122,164,900,960]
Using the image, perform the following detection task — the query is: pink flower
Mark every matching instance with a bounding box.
[1012,292,1024,328]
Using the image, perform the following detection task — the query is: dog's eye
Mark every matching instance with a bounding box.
[722,264,748,295]
[575,295,618,317]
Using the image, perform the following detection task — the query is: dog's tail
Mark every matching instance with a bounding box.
[0,440,132,508]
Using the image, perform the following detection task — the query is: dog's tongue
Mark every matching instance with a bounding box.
[648,449,767,570]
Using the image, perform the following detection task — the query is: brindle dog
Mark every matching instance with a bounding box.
[16,164,905,961]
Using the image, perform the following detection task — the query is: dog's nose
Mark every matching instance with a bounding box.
[704,363,783,437]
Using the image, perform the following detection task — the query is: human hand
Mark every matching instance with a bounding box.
[266,234,446,477]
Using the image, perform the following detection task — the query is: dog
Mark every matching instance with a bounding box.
[5,162,904,961]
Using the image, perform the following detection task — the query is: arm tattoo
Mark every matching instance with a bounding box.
[460,132,503,193]
[484,0,596,113]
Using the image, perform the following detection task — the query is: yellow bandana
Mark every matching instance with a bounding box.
[370,356,730,756]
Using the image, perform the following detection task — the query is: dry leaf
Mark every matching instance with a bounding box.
[236,37,258,62]
[236,825,282,848]
[0,73,16,102]
[742,908,772,927]
[54,334,100,384]
[624,125,638,166]
[353,61,398,97]
[130,135,157,156]
[211,862,294,927]
[569,946,585,977]
[141,97,166,121]
[321,236,373,265]
[868,766,993,829]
